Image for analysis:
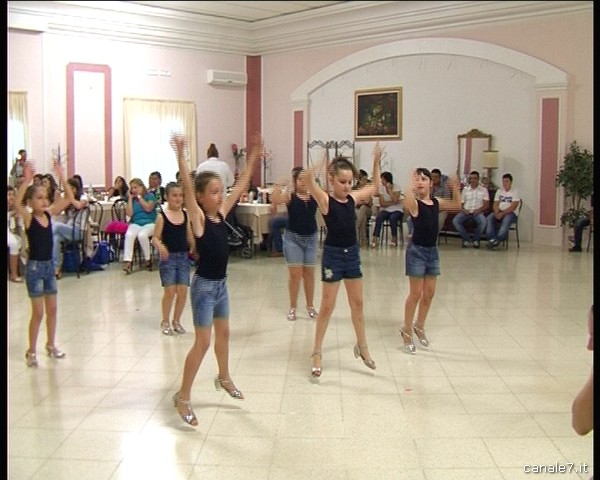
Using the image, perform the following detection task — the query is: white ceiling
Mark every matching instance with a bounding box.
[8,1,592,55]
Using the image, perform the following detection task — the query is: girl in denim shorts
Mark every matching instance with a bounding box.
[152,182,194,336]
[169,133,261,427]
[15,161,74,367]
[401,168,461,354]
[300,143,382,378]
[271,167,319,322]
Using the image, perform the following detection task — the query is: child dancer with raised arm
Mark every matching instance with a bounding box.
[152,181,195,336]
[15,160,75,367]
[400,168,461,354]
[271,167,319,321]
[300,143,381,378]
[170,133,261,427]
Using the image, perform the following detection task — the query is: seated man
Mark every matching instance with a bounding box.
[431,168,451,232]
[371,171,403,247]
[486,173,520,249]
[452,170,489,248]
[569,194,593,252]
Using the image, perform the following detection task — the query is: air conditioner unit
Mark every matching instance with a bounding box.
[206,69,247,87]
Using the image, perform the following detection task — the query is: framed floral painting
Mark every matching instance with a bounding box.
[354,87,402,140]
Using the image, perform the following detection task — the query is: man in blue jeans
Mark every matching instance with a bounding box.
[452,170,489,248]
[569,194,593,252]
[486,173,520,249]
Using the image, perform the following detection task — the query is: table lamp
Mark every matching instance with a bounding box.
[483,150,499,189]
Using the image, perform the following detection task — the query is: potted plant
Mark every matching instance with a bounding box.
[555,141,594,228]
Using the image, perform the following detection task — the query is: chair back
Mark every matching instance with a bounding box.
[112,198,128,222]
[88,201,103,240]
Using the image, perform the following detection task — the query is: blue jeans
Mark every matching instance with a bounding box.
[269,215,289,252]
[452,212,487,241]
[486,212,517,242]
[373,210,403,238]
[573,217,591,248]
[158,251,191,287]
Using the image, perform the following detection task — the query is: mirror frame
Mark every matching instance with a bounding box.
[457,128,492,178]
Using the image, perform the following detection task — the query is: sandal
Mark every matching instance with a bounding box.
[413,324,429,347]
[161,322,173,335]
[145,260,152,271]
[214,376,244,399]
[310,350,322,378]
[123,262,133,274]
[10,277,24,283]
[172,391,198,426]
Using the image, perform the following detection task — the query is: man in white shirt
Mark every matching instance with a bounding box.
[486,173,521,249]
[196,143,234,198]
[452,170,489,248]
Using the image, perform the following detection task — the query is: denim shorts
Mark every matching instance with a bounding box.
[25,259,58,298]
[321,244,362,282]
[405,242,441,277]
[190,275,229,327]
[158,251,191,287]
[283,230,318,266]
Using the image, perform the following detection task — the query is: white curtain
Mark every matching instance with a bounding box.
[123,98,197,186]
[7,92,29,182]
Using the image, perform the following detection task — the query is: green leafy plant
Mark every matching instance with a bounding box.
[555,141,594,228]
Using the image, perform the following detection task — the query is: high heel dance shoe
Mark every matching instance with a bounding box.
[353,344,376,370]
[25,350,38,367]
[413,325,429,347]
[45,345,66,358]
[306,306,318,320]
[123,262,133,274]
[172,322,186,334]
[214,376,244,399]
[172,391,198,426]
[160,322,173,335]
[287,308,296,321]
[310,350,322,378]
[399,328,416,354]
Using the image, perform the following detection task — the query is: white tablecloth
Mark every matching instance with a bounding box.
[234,202,272,244]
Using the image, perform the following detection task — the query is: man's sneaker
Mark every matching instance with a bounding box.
[473,240,480,249]
[489,239,500,250]
[569,246,582,252]
[462,240,470,248]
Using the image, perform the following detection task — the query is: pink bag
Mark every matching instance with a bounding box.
[104,220,128,234]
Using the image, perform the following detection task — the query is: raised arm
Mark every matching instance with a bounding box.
[48,161,74,217]
[403,170,419,218]
[352,142,381,206]
[170,134,202,229]
[222,134,262,217]
[14,162,34,229]
[438,176,461,212]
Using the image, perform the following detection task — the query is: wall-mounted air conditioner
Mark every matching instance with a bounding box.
[206,69,247,87]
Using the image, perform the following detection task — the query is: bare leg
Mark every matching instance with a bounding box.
[9,254,21,280]
[403,277,424,345]
[311,282,341,372]
[213,317,243,398]
[161,285,176,326]
[178,326,211,409]
[415,276,437,329]
[302,266,316,309]
[172,285,188,326]
[44,294,59,348]
[288,266,303,309]
[28,297,45,353]
[344,278,374,364]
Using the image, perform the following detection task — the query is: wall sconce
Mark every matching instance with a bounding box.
[483,150,499,189]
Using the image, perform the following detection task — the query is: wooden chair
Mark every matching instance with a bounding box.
[503,199,523,249]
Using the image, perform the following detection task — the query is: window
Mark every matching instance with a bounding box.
[123,98,197,187]
[8,92,28,183]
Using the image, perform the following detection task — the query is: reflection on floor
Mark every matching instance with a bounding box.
[8,241,594,480]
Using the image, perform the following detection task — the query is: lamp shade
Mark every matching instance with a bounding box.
[483,150,499,168]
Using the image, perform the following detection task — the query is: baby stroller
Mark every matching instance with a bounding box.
[224,217,254,259]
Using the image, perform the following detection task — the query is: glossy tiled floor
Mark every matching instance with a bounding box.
[8,240,594,480]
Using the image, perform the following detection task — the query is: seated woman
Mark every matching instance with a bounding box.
[107,175,129,199]
[370,171,403,247]
[122,178,157,274]
[52,177,102,277]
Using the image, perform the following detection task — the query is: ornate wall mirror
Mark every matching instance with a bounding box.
[457,128,492,182]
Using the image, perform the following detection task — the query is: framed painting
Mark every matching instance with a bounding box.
[354,87,402,140]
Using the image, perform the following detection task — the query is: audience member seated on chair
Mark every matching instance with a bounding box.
[148,171,166,205]
[268,183,289,257]
[107,175,129,199]
[122,178,157,274]
[452,170,489,248]
[371,171,403,248]
[7,185,24,282]
[569,194,593,252]
[486,173,520,250]
[52,178,103,277]
[353,169,372,247]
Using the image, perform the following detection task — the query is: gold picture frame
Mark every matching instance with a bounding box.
[354,87,402,140]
